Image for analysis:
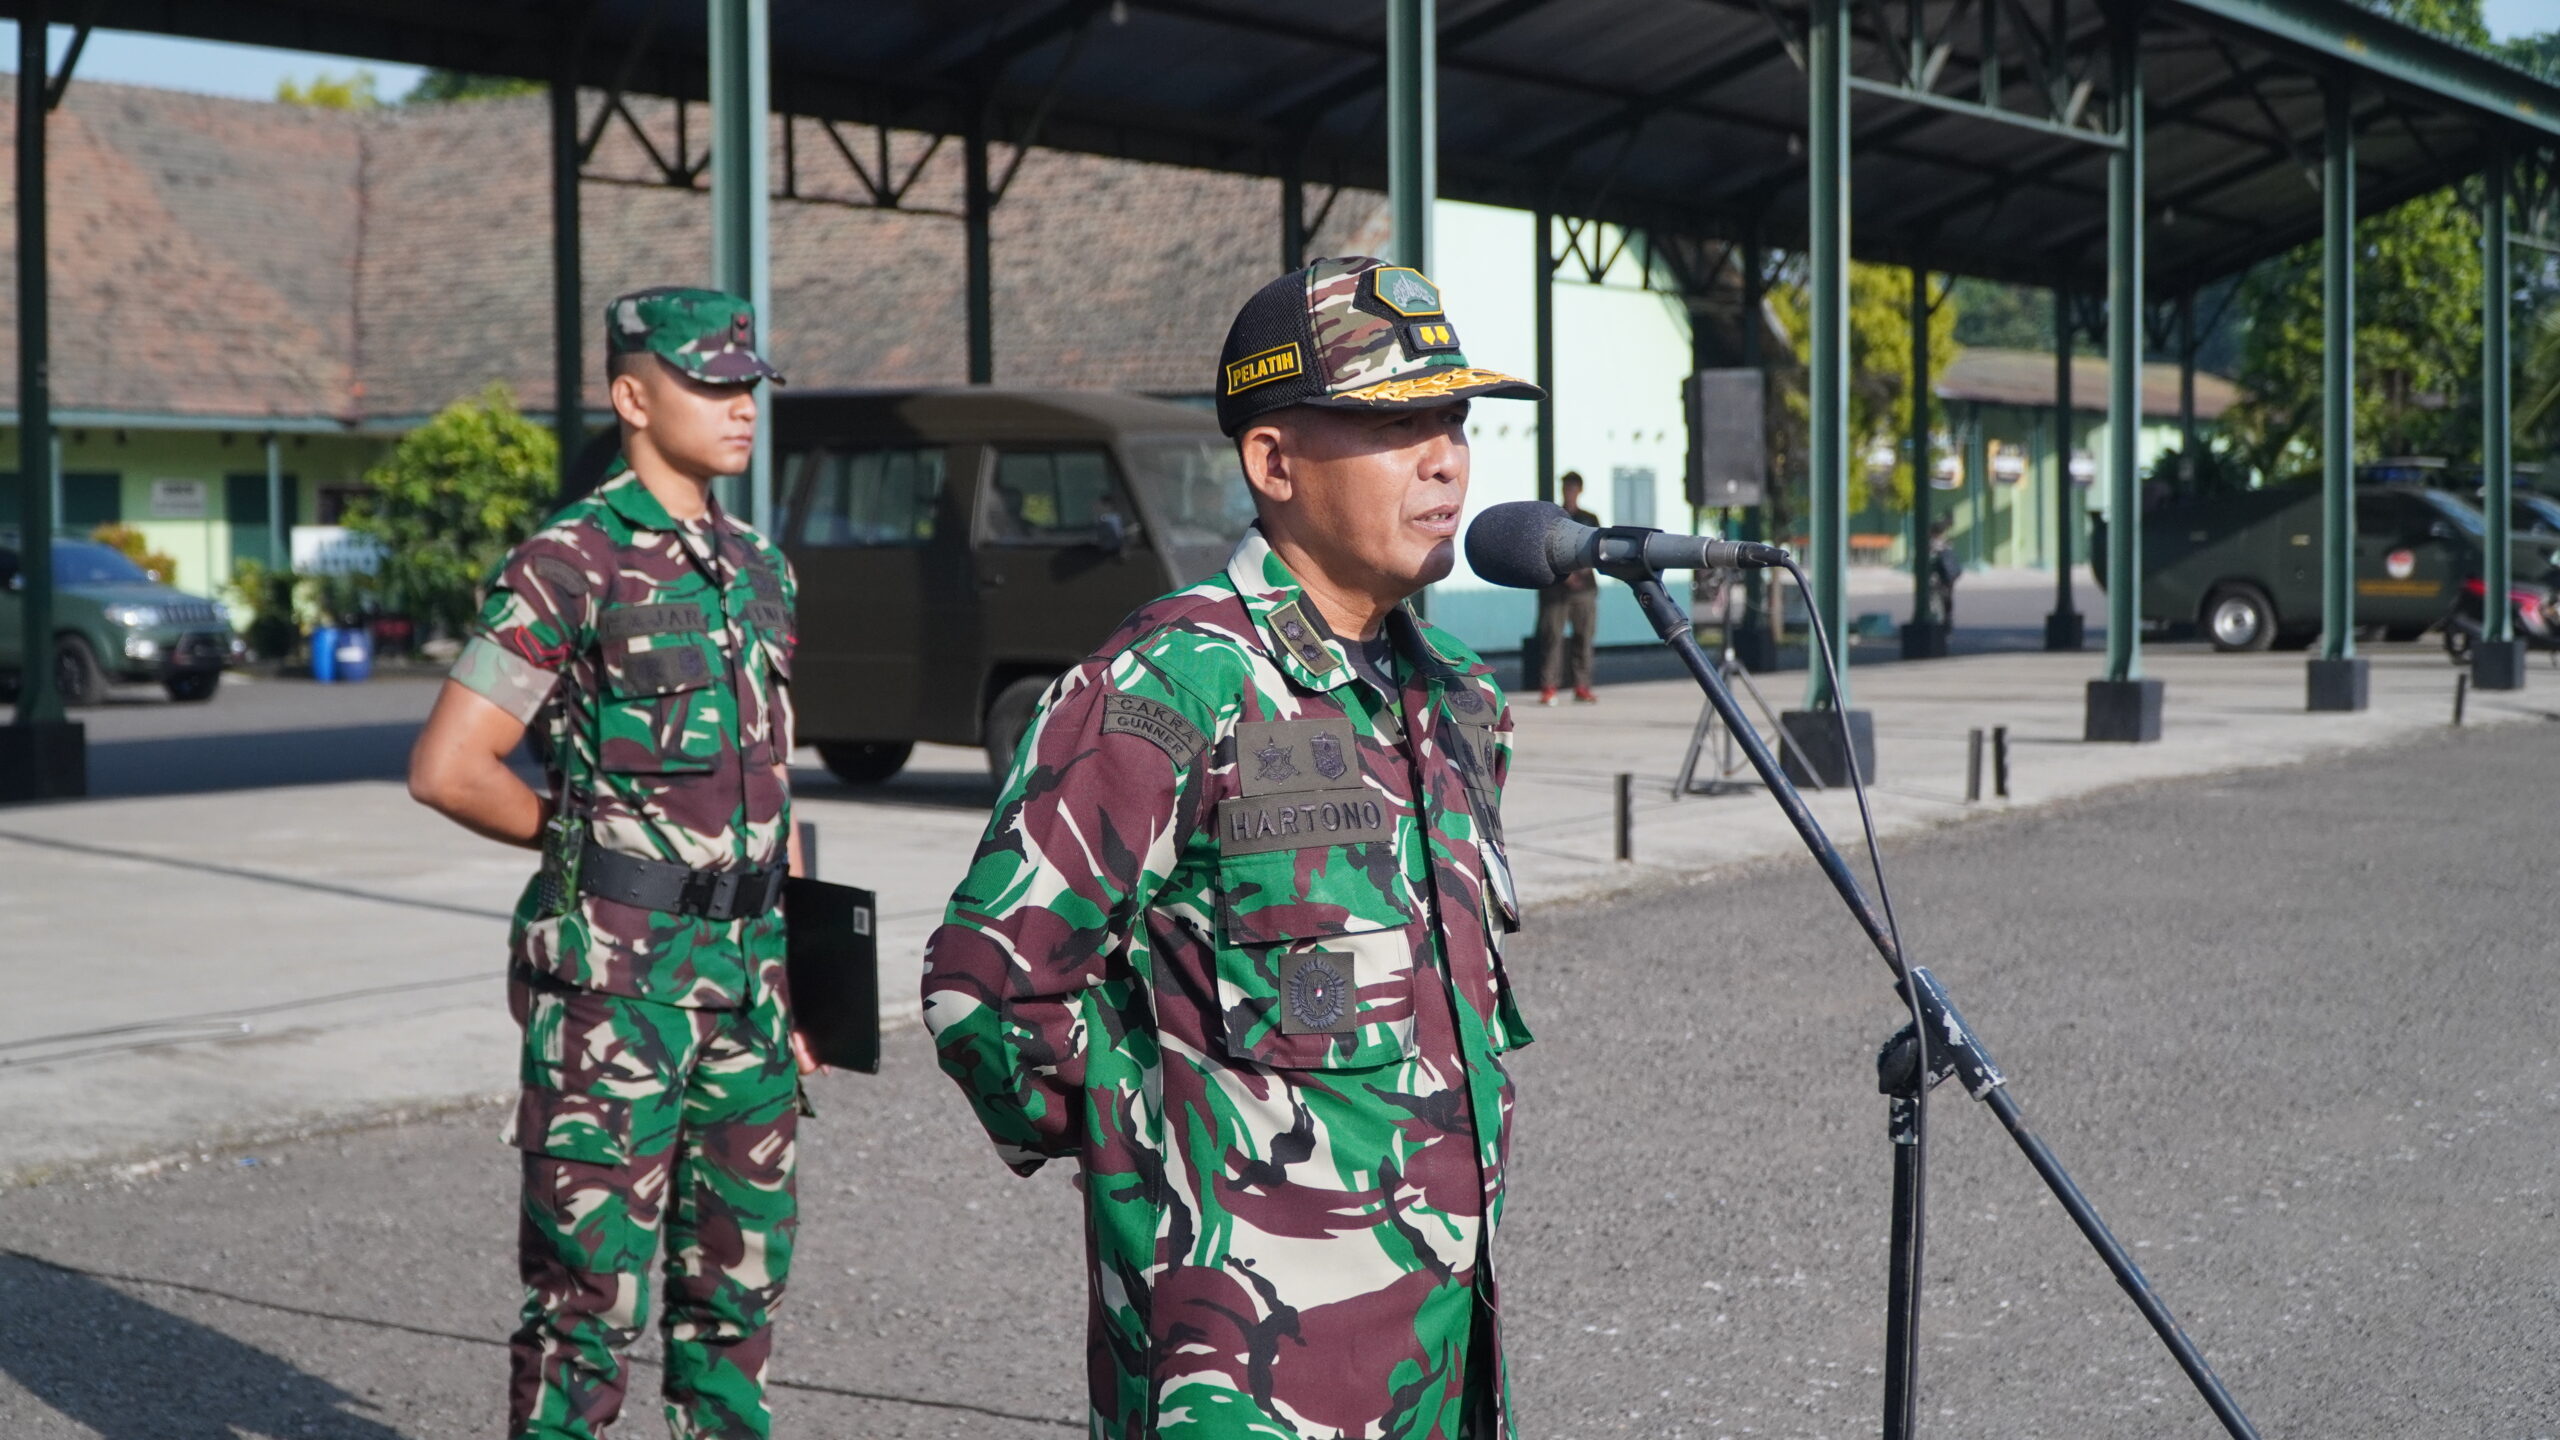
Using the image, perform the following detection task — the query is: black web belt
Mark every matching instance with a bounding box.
[578,841,787,922]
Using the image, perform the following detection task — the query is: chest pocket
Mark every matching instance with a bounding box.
[595,602,725,774]
[1211,845,1418,1071]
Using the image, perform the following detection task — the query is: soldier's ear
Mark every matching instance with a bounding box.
[1239,423,1293,507]
[609,367,651,432]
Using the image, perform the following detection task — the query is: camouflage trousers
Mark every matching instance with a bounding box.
[506,969,799,1440]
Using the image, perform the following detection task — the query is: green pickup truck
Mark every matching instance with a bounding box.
[2096,485,2560,651]
[0,538,237,705]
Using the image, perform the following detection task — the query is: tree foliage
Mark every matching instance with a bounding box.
[275,71,382,109]
[404,70,545,105]
[344,385,558,639]
[2224,0,2495,481]
[1769,264,1962,512]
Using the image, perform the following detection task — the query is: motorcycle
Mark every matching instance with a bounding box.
[2441,573,2560,664]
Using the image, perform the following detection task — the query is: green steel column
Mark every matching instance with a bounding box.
[2047,284,2080,649]
[1738,237,1773,666]
[264,432,283,570]
[964,114,993,383]
[709,0,773,523]
[1908,266,1933,628]
[16,4,61,727]
[2483,141,2513,645]
[1534,208,1554,504]
[550,57,585,501]
[2177,289,2198,491]
[2318,78,2354,665]
[2102,30,2143,684]
[1386,0,1434,274]
[1805,0,1850,709]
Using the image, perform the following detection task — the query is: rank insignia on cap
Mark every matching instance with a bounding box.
[1279,951,1357,1034]
[1402,321,1461,358]
[1225,342,1303,395]
[1370,266,1445,316]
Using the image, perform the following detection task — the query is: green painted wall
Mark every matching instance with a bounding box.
[0,427,390,594]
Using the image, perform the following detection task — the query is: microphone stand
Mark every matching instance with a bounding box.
[1602,555,2261,1440]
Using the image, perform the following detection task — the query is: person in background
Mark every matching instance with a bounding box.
[1534,470,1601,704]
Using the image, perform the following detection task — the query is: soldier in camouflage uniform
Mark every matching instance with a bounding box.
[923,257,1543,1439]
[409,287,809,1440]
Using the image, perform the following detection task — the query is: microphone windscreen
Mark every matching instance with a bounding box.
[1466,501,1570,589]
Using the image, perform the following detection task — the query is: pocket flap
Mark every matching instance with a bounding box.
[506,1084,632,1166]
[1215,848,1414,949]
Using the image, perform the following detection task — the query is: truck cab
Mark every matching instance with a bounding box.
[772,388,1254,782]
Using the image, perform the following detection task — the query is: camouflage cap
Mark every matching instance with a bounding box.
[1213,255,1541,436]
[604,286,785,385]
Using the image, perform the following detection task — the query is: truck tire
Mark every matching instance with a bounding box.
[984,675,1054,778]
[164,671,221,703]
[816,740,912,786]
[54,634,105,707]
[2202,584,2277,653]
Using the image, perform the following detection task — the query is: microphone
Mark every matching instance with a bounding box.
[1464,500,1791,589]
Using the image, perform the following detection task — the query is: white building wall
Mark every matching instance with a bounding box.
[1423,201,1699,656]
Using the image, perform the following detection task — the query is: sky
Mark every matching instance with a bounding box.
[0,5,2553,104]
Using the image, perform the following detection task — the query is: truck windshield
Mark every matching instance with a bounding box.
[2413,489,2487,539]
[2515,493,2560,535]
[1123,436,1256,583]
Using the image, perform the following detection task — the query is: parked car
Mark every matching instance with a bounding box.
[773,388,1256,782]
[2096,484,2560,651]
[0,538,236,704]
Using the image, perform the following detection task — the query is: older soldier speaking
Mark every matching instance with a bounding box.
[409,287,809,1440]
[923,257,1541,1439]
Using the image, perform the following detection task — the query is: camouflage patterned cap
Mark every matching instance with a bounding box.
[604,286,785,385]
[1213,255,1541,436]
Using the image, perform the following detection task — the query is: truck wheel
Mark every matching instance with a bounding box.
[816,740,912,785]
[2203,584,2277,652]
[54,635,105,707]
[984,675,1054,778]
[164,671,221,703]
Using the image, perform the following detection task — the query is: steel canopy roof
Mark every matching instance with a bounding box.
[22,0,2560,293]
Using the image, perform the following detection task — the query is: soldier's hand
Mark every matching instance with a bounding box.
[789,1028,825,1076]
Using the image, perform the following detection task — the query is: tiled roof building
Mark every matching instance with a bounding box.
[0,78,1387,427]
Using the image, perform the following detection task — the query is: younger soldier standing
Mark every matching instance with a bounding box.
[924,257,1540,1439]
[409,288,810,1440]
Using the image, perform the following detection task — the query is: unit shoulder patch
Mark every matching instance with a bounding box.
[1099,693,1207,769]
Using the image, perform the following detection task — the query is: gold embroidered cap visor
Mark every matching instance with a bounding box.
[1305,365,1545,411]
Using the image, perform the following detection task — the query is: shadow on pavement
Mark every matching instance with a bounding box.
[0,1250,1076,1433]
[0,1251,415,1440]
[86,722,425,799]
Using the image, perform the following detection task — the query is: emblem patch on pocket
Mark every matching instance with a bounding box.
[1308,729,1347,780]
[1279,950,1357,1034]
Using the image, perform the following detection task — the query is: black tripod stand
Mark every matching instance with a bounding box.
[1604,553,2261,1440]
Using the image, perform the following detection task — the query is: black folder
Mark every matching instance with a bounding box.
[783,876,881,1074]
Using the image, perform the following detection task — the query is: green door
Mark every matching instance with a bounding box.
[2353,490,2459,630]
[224,473,300,569]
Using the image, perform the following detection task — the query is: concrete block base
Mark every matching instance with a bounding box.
[0,720,87,803]
[2084,678,2164,743]
[1899,621,1949,660]
[2307,656,2370,712]
[2045,611,2086,652]
[1780,708,1877,787]
[2472,638,2529,692]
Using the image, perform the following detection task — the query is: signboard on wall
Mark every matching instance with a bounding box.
[149,479,208,519]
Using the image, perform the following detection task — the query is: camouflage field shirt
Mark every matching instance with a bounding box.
[923,529,1530,1440]
[453,465,798,1008]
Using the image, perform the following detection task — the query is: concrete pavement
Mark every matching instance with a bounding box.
[6,723,2559,1437]
[1,619,2550,1182]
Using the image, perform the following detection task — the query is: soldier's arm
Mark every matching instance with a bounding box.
[411,535,600,848]
[409,681,544,847]
[921,654,1214,1175]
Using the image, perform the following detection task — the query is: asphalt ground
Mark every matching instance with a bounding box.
[5,715,2556,1438]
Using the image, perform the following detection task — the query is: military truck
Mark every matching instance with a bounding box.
[2096,484,2560,651]
[772,388,1255,783]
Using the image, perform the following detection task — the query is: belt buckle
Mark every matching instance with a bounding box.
[704,868,743,920]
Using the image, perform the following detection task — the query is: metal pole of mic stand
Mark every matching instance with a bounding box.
[1608,563,2261,1440]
